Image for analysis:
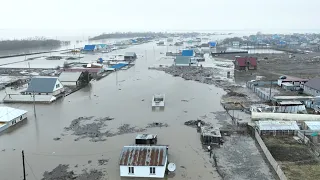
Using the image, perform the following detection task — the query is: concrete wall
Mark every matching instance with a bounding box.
[254,130,288,180]
[120,164,166,178]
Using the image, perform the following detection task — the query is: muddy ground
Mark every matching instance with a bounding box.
[214,134,276,180]
[263,136,320,180]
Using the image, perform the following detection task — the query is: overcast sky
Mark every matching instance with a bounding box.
[0,0,319,38]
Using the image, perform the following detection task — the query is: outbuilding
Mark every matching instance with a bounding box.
[119,145,168,178]
[0,106,27,133]
[256,120,300,136]
[59,72,83,86]
[124,52,137,61]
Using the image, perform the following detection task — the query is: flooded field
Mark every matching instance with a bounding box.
[0,41,276,180]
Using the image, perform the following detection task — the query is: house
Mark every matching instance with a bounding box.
[0,106,27,133]
[59,72,83,86]
[174,56,191,66]
[23,77,64,96]
[200,126,222,145]
[303,78,320,96]
[124,52,137,61]
[181,50,194,56]
[256,120,300,136]
[209,41,217,48]
[119,145,168,178]
[232,41,240,47]
[82,45,96,53]
[234,57,257,70]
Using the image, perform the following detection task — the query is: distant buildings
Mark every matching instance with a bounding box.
[234,57,257,70]
[59,72,83,86]
[124,52,137,61]
[82,45,96,53]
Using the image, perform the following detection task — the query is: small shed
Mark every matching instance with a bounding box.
[200,126,222,145]
[256,120,299,136]
[119,145,168,178]
[135,134,157,145]
[0,106,28,132]
[209,41,217,48]
[59,72,83,86]
[124,52,137,61]
[303,121,320,143]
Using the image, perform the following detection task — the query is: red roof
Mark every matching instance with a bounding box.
[235,57,257,66]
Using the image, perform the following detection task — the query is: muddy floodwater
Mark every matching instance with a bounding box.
[0,42,244,180]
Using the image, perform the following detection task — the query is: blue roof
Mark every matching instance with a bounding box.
[209,42,217,47]
[111,63,128,70]
[83,45,96,51]
[182,50,194,56]
[26,77,58,93]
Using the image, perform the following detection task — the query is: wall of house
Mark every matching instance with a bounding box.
[120,162,167,178]
[61,81,77,86]
[304,86,320,96]
[0,112,28,133]
[53,79,65,96]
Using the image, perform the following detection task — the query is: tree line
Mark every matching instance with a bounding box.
[0,37,61,51]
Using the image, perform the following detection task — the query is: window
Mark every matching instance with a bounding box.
[128,167,134,174]
[150,167,156,174]
[56,84,60,88]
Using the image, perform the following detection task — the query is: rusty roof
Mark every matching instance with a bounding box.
[119,146,167,166]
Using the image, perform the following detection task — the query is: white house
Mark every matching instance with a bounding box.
[119,145,168,178]
[0,106,27,133]
[23,77,65,96]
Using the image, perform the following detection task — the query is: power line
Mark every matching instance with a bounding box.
[25,159,39,180]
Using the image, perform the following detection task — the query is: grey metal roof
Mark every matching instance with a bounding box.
[305,78,320,91]
[175,56,191,64]
[119,146,167,166]
[256,121,299,131]
[124,52,136,57]
[59,72,82,82]
[26,77,58,93]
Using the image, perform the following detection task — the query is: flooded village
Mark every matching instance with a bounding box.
[1,31,320,180]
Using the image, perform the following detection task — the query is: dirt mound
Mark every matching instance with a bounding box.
[146,122,169,128]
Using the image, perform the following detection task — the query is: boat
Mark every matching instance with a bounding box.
[152,94,165,107]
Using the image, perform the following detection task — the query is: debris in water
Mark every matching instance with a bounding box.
[98,159,109,166]
[184,120,207,127]
[88,160,92,164]
[53,137,61,141]
[41,164,103,180]
[146,122,169,128]
[112,124,146,136]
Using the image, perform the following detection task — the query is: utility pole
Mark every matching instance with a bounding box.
[269,80,272,101]
[22,150,26,180]
[33,91,36,117]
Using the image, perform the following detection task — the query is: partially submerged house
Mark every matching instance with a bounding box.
[58,72,83,86]
[303,77,320,96]
[234,57,257,70]
[0,106,27,133]
[124,52,137,61]
[119,145,168,178]
[23,77,64,96]
[256,120,300,136]
[181,50,194,57]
